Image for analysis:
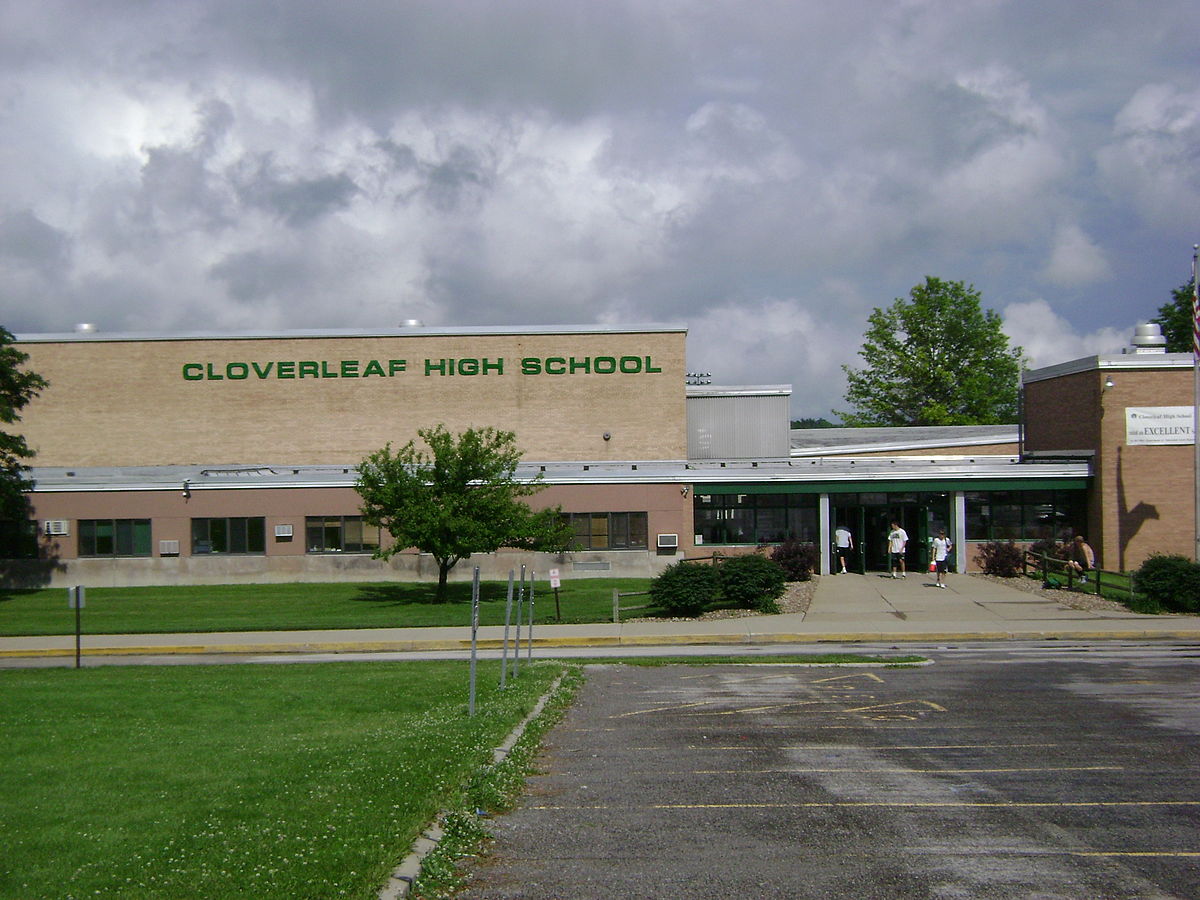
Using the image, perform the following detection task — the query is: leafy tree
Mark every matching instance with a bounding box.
[355,424,574,601]
[838,277,1023,426]
[0,326,49,521]
[790,417,838,429]
[1149,282,1195,353]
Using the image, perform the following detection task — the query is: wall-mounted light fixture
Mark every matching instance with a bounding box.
[680,485,690,498]
[1103,376,1115,391]
[182,478,192,499]
[602,432,611,441]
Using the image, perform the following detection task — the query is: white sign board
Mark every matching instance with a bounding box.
[1125,406,1195,446]
[548,568,561,589]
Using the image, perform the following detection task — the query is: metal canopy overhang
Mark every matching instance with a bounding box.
[27,457,1091,493]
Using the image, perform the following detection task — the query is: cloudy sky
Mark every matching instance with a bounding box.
[1,0,1196,417]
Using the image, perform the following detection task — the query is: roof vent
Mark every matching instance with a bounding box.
[1129,322,1167,354]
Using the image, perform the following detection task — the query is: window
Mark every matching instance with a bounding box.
[79,519,152,557]
[305,516,381,553]
[191,517,265,554]
[965,490,1086,542]
[693,492,818,545]
[563,512,648,550]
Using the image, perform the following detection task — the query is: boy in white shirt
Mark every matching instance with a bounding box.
[887,522,908,578]
[931,529,952,589]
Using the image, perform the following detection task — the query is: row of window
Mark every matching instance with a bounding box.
[76,517,381,557]
[12,491,1089,558]
[963,490,1086,542]
[72,513,649,557]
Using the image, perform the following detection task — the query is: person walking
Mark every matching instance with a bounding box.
[931,529,952,589]
[834,523,854,574]
[887,521,908,578]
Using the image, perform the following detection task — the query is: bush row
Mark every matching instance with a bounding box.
[974,540,1200,614]
[648,542,818,617]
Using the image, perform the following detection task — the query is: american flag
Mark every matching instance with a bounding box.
[1194,245,1200,358]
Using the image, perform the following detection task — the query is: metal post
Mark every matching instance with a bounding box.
[468,567,480,717]
[513,565,525,678]
[500,569,514,689]
[612,587,620,624]
[68,586,85,669]
[526,571,535,662]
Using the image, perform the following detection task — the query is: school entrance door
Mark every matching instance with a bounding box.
[829,493,952,574]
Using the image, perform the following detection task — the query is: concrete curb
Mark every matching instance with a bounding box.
[6,628,1200,659]
[376,671,568,900]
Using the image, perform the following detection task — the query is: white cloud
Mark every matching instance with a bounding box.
[1039,223,1112,287]
[1002,299,1129,369]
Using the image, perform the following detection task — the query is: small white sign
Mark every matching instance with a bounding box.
[68,585,86,609]
[1125,406,1195,446]
[549,568,561,589]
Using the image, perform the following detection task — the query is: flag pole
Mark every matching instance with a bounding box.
[1193,244,1199,563]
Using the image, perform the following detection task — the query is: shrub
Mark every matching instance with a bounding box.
[1027,539,1068,561]
[649,561,719,617]
[975,540,1024,577]
[717,554,786,612]
[770,539,820,581]
[1132,554,1200,613]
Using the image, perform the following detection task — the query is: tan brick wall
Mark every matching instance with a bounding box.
[20,330,687,466]
[1023,371,1102,452]
[1092,368,1196,569]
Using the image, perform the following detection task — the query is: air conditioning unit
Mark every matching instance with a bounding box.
[44,520,69,536]
[159,540,180,556]
[274,524,294,538]
[656,533,679,549]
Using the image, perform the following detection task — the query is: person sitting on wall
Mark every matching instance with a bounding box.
[1065,535,1095,581]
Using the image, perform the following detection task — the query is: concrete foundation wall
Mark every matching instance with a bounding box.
[7,548,683,590]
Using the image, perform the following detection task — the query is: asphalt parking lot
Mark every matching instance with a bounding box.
[455,645,1200,899]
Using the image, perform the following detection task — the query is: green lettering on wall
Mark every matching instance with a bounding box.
[227,362,250,380]
[278,361,296,379]
[341,360,359,378]
[183,363,203,381]
[362,359,385,377]
[298,361,320,378]
[388,359,406,376]
[252,361,274,378]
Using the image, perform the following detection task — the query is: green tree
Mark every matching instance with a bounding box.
[0,326,49,521]
[355,424,574,601]
[838,277,1024,427]
[790,417,838,429]
[1149,282,1195,353]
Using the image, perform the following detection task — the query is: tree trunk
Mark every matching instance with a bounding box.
[436,561,451,602]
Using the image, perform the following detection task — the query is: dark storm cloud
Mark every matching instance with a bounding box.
[0,0,1197,416]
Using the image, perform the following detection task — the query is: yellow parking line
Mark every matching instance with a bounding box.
[690,766,1123,774]
[610,700,716,718]
[531,800,1200,811]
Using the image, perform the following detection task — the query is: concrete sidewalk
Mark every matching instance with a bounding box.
[3,573,1199,659]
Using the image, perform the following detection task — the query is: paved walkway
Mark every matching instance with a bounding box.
[3,573,1199,659]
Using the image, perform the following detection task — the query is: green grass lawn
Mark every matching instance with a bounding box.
[0,660,568,899]
[0,578,657,636]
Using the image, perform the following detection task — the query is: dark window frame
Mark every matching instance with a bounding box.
[562,511,649,550]
[191,517,266,555]
[692,493,819,545]
[78,519,152,557]
[304,516,381,553]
